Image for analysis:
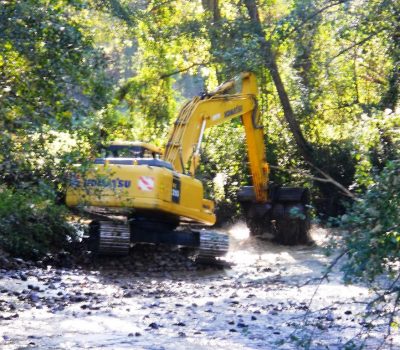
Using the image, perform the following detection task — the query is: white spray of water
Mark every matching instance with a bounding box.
[227,221,250,240]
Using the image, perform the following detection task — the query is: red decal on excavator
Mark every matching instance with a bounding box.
[138,176,155,191]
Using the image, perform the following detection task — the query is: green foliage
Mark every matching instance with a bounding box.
[0,0,113,190]
[0,1,112,258]
[338,160,400,281]
[198,123,249,222]
[0,185,77,260]
[351,109,400,189]
[0,0,111,131]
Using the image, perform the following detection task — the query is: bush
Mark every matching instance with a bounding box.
[338,160,400,282]
[0,185,77,260]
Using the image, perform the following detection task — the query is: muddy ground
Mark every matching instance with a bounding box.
[0,225,398,349]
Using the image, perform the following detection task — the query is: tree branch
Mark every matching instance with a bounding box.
[270,164,356,199]
[159,61,211,79]
[117,61,210,101]
[272,0,350,41]
[307,162,356,198]
[148,0,177,13]
[269,165,331,183]
[327,29,387,65]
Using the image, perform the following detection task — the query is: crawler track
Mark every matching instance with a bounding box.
[92,221,131,255]
[196,230,230,263]
[89,220,230,264]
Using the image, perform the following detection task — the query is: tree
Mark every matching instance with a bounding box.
[0,0,111,185]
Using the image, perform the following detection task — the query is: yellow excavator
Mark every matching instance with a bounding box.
[66,72,310,261]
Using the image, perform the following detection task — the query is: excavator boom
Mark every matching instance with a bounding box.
[164,72,269,202]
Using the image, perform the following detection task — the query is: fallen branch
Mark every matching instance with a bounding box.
[269,164,356,199]
[308,162,356,199]
[270,165,331,183]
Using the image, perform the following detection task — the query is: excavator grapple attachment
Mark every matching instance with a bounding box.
[238,186,311,245]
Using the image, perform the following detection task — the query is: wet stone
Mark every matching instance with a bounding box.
[70,295,87,303]
[19,273,28,281]
[29,293,40,303]
[28,284,40,291]
[326,313,335,321]
[123,291,133,298]
[148,322,159,329]
[237,321,247,328]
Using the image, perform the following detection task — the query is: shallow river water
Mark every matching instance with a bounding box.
[0,225,398,349]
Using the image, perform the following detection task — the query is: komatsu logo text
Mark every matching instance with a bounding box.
[70,175,131,189]
[224,105,243,118]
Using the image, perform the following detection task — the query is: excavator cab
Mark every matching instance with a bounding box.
[94,141,174,170]
[100,141,163,159]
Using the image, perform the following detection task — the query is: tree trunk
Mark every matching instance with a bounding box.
[201,0,221,22]
[242,0,314,164]
[242,0,356,202]
[201,0,224,81]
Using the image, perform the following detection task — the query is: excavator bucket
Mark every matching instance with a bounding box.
[238,186,311,245]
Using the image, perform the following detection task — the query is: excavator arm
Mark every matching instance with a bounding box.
[165,72,311,245]
[164,72,269,203]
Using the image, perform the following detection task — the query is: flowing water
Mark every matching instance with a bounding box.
[0,225,398,349]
